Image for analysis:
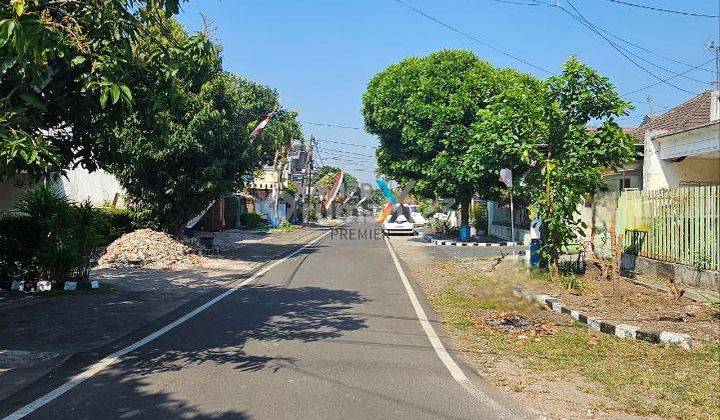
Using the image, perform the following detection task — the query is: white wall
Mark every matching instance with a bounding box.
[57,167,125,207]
[0,175,31,211]
[644,124,720,190]
[0,168,125,211]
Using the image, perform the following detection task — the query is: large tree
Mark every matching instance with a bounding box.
[362,50,507,228]
[0,0,187,180]
[474,57,635,275]
[90,16,281,232]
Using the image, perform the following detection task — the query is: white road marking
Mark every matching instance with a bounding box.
[383,237,509,416]
[4,226,340,420]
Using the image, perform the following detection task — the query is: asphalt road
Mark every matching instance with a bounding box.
[2,220,529,420]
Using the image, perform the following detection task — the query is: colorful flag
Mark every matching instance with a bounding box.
[323,170,344,210]
[250,115,271,138]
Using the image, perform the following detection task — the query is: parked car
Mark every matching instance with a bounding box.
[382,214,416,235]
[405,204,428,227]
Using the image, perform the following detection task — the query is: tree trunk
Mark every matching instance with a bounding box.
[549,230,560,278]
[460,199,470,228]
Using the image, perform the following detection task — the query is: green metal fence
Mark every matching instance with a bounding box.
[616,186,720,272]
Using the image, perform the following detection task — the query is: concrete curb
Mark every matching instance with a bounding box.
[422,234,519,247]
[514,288,693,349]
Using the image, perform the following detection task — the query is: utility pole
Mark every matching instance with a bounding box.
[303,135,314,224]
[707,41,720,91]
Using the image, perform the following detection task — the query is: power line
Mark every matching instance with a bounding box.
[560,1,698,95]
[490,0,545,5]
[595,0,719,19]
[302,121,364,130]
[622,57,716,96]
[319,155,378,167]
[317,146,377,160]
[592,24,716,75]
[495,0,716,75]
[312,140,378,170]
[390,0,555,75]
[317,138,377,149]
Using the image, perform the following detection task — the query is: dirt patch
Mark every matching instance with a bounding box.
[521,272,720,343]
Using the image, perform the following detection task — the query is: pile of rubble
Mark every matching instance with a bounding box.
[98,229,207,270]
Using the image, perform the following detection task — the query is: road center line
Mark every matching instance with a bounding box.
[4,227,338,420]
[383,237,509,416]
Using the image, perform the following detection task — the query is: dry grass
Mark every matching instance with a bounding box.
[428,261,720,419]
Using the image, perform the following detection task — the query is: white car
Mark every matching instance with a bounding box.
[405,205,428,227]
[383,215,416,235]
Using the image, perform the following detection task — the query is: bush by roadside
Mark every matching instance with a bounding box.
[239,212,268,230]
[0,186,134,289]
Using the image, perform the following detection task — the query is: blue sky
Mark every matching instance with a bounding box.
[178,0,719,183]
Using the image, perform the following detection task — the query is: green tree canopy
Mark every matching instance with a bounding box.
[88,15,281,232]
[313,165,358,198]
[474,56,635,273]
[0,0,188,180]
[362,50,511,224]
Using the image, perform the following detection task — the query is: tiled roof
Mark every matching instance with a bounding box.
[631,90,715,140]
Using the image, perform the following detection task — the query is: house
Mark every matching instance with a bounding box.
[597,127,644,193]
[634,90,720,190]
[245,140,311,223]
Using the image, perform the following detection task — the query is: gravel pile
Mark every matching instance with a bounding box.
[99,229,206,270]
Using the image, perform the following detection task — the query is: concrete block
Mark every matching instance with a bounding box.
[622,253,719,290]
[551,301,563,313]
[570,310,581,321]
[659,331,692,349]
[90,280,99,289]
[36,281,51,292]
[63,281,77,291]
[535,294,553,305]
[615,324,638,340]
[10,280,24,292]
[587,317,602,332]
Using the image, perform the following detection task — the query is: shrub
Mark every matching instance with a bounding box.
[0,186,129,286]
[239,212,267,230]
[10,186,77,283]
[471,204,487,231]
[92,207,133,245]
[0,212,36,285]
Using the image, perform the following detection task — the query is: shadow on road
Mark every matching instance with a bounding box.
[27,284,370,418]
[125,284,368,375]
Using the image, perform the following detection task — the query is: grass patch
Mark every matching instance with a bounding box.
[429,266,720,419]
[268,225,298,233]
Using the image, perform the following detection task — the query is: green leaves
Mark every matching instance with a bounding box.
[363,50,507,201]
[11,0,25,17]
[0,0,187,180]
[0,19,15,47]
[19,92,45,110]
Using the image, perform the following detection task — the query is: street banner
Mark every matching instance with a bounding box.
[250,107,278,138]
[323,169,344,210]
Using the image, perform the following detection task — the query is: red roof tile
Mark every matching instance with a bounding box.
[631,91,715,140]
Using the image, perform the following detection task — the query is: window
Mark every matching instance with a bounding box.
[619,178,631,190]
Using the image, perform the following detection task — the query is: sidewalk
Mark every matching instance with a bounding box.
[0,227,325,403]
